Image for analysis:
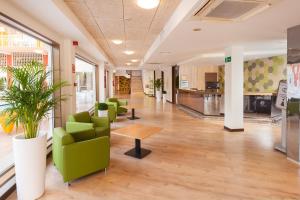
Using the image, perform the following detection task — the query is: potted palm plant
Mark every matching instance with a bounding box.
[0,61,67,199]
[154,78,162,102]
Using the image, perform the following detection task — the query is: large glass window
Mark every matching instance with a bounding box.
[0,21,53,183]
[75,57,96,112]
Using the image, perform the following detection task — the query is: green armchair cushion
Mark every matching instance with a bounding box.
[67,111,110,138]
[68,111,91,123]
[53,127,110,183]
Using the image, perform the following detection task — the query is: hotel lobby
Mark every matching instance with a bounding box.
[0,0,300,199]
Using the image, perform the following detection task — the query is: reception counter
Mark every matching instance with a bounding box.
[177,89,220,116]
[178,89,280,117]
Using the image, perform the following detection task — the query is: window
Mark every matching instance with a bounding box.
[0,19,54,195]
[75,57,96,112]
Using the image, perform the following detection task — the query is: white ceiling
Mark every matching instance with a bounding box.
[64,0,181,67]
[144,0,300,67]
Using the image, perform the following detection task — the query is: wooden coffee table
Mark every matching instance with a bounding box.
[112,124,162,159]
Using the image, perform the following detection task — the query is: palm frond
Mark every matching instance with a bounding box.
[0,60,68,139]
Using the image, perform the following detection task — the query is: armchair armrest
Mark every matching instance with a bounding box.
[106,102,118,111]
[91,116,110,129]
[66,122,94,133]
[118,99,128,106]
[62,136,110,182]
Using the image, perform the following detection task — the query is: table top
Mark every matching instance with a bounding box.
[112,124,162,140]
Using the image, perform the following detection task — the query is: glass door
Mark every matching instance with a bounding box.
[75,57,96,112]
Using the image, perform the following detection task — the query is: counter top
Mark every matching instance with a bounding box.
[178,89,220,95]
[179,89,276,96]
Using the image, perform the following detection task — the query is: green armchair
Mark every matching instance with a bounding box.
[53,127,110,183]
[106,98,128,115]
[94,102,117,123]
[67,111,110,138]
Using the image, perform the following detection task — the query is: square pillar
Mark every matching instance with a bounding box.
[224,46,244,131]
[60,39,76,124]
[98,62,106,102]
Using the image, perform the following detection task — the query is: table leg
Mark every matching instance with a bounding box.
[124,138,151,159]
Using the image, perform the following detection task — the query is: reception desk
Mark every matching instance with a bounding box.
[177,89,220,116]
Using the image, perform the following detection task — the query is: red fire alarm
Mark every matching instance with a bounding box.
[73,41,79,46]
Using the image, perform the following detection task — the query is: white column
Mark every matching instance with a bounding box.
[108,69,114,97]
[224,46,244,131]
[60,39,76,123]
[98,61,106,102]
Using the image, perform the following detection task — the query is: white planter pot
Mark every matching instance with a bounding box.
[162,94,167,103]
[99,110,108,117]
[156,91,162,102]
[13,133,47,200]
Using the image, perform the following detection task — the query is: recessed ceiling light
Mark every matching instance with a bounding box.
[137,0,159,9]
[126,62,132,66]
[193,28,201,32]
[124,50,134,55]
[112,40,123,45]
[131,59,139,62]
[160,51,171,54]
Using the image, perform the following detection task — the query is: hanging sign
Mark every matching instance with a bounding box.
[180,80,189,89]
[72,64,75,73]
[276,80,287,109]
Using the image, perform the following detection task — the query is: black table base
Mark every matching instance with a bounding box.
[124,139,151,159]
[127,108,140,120]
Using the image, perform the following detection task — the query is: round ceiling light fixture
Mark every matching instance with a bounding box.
[125,62,132,66]
[112,39,123,45]
[124,50,135,55]
[193,28,202,32]
[131,59,139,63]
[137,0,159,9]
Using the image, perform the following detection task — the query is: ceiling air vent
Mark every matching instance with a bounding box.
[193,0,279,22]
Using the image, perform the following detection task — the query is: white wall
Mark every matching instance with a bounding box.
[162,67,173,102]
[179,64,219,90]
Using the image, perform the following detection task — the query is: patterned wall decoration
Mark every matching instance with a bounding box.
[218,55,286,93]
[0,53,7,67]
[117,76,131,94]
[218,65,225,93]
[12,52,43,66]
[244,56,286,93]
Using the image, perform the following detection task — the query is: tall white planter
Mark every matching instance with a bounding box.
[13,133,47,200]
[156,91,162,102]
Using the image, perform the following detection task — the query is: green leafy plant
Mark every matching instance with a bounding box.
[0,61,68,139]
[98,103,108,111]
[154,78,162,91]
[0,77,5,91]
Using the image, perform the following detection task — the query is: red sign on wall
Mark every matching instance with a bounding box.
[72,64,75,73]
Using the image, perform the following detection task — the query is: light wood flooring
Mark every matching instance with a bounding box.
[8,93,300,200]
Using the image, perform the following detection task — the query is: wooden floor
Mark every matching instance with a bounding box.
[8,93,300,200]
